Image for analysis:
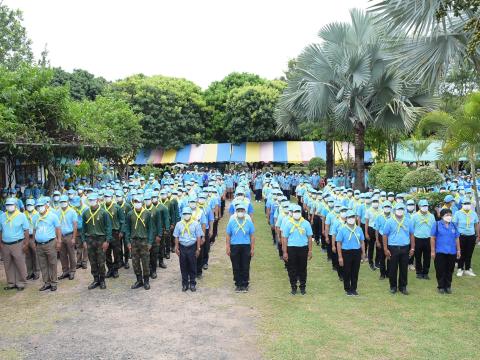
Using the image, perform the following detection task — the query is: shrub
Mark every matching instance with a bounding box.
[308,157,326,172]
[368,162,387,188]
[375,162,410,193]
[140,164,162,179]
[407,191,451,210]
[401,166,444,190]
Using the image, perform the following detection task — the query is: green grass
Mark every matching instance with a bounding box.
[205,200,480,360]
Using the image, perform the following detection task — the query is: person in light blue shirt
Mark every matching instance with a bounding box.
[174,206,203,292]
[382,203,414,295]
[411,199,435,279]
[453,199,479,276]
[336,210,365,296]
[0,198,29,290]
[281,205,313,295]
[226,203,255,292]
[57,195,78,280]
[24,199,40,280]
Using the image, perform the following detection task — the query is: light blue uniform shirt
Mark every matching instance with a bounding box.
[281,218,313,247]
[173,220,203,247]
[453,210,479,236]
[25,211,39,235]
[34,211,60,243]
[411,211,435,238]
[374,214,391,236]
[0,211,29,242]
[382,216,412,246]
[336,225,365,250]
[226,217,255,245]
[365,207,381,230]
[326,211,340,236]
[57,207,77,235]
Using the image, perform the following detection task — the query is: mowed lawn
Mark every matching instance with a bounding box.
[206,199,480,360]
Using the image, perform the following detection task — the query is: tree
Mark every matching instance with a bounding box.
[0,3,33,69]
[204,72,267,142]
[226,83,284,144]
[375,163,410,193]
[52,68,108,100]
[276,9,436,191]
[112,74,207,149]
[401,166,444,191]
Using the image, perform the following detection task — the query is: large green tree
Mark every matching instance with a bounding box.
[276,9,436,190]
[112,74,207,149]
[51,68,108,100]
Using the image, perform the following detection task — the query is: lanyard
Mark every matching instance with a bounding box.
[36,210,51,227]
[74,206,87,217]
[180,220,194,237]
[393,216,406,234]
[60,207,72,222]
[234,218,247,235]
[104,203,114,218]
[416,211,431,225]
[5,210,20,227]
[347,225,361,245]
[86,207,101,225]
[134,208,146,229]
[26,211,37,226]
[289,218,305,235]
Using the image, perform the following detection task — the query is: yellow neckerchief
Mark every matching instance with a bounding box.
[117,201,125,209]
[36,209,51,227]
[144,204,154,212]
[104,202,114,218]
[192,207,203,221]
[289,217,305,235]
[460,209,472,227]
[416,211,431,225]
[346,224,361,244]
[60,206,72,222]
[180,219,194,237]
[442,204,450,209]
[133,208,146,229]
[393,215,406,234]
[159,198,168,205]
[369,207,380,217]
[26,210,37,226]
[73,205,87,217]
[86,206,101,225]
[5,210,20,227]
[234,217,247,235]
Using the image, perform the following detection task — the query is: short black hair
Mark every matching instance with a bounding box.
[440,208,452,218]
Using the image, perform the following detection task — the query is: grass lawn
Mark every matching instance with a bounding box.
[205,199,480,360]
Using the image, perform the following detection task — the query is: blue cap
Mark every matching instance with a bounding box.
[461,198,472,205]
[36,197,48,206]
[26,199,35,206]
[104,190,114,198]
[345,210,355,217]
[67,189,76,195]
[59,195,69,203]
[383,200,392,208]
[292,204,302,212]
[87,193,98,201]
[182,207,192,215]
[406,199,415,205]
[235,203,246,211]
[143,193,152,200]
[5,197,16,206]
[133,195,143,203]
[71,196,81,207]
[53,191,61,196]
[394,203,406,210]
[444,195,454,203]
[115,190,123,197]
[418,199,429,207]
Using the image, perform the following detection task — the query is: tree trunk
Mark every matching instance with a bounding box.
[326,140,334,178]
[468,148,480,216]
[354,122,366,191]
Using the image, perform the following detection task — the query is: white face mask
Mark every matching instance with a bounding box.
[384,208,391,214]
[372,202,379,209]
[237,195,245,201]
[396,199,404,204]
[26,205,35,212]
[38,206,46,214]
[53,196,60,202]
[293,212,301,220]
[198,199,206,205]
[407,205,415,212]
[116,196,123,203]
[395,210,404,217]
[183,214,191,221]
[124,189,129,194]
[145,200,152,206]
[237,211,245,218]
[420,206,429,212]
[89,200,97,207]
[443,215,452,223]
[105,197,113,203]
[134,202,143,210]
[68,195,74,200]
[161,195,167,200]
[463,204,471,211]
[60,202,68,209]
[354,195,359,200]
[189,203,197,209]
[6,205,15,213]
[340,211,347,218]
[347,218,356,225]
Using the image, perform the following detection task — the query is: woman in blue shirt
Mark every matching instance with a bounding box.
[431,209,461,294]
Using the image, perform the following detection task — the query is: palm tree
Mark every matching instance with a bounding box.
[276,9,436,190]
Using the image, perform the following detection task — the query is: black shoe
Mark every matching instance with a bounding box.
[416,274,423,279]
[182,284,189,292]
[203,264,208,270]
[131,275,144,289]
[112,271,119,279]
[346,291,354,296]
[50,285,57,292]
[438,288,446,294]
[69,273,75,280]
[445,287,452,294]
[32,274,39,281]
[81,263,87,269]
[105,270,113,279]
[242,286,249,293]
[291,288,297,295]
[190,285,196,292]
[390,287,397,294]
[88,277,99,290]
[143,276,150,290]
[99,277,106,290]
[235,286,242,293]
[16,286,25,291]
[369,264,377,271]
[300,288,306,295]
[158,262,167,269]
[165,253,170,259]
[352,290,359,296]
[379,275,386,280]
[76,263,82,269]
[26,274,33,280]
[197,274,203,279]
[58,273,69,280]
[400,288,409,295]
[150,272,157,279]
[338,276,343,282]
[124,261,130,269]
[171,248,175,253]
[423,274,430,280]
[39,284,51,291]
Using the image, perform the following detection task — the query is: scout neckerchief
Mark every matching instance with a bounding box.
[289,217,305,235]
[86,206,101,226]
[74,205,87,217]
[60,206,72,222]
[144,204,154,212]
[180,219,194,237]
[26,210,37,226]
[36,209,51,227]
[192,207,203,222]
[346,224,361,245]
[393,215,407,234]
[234,217,247,235]
[117,201,125,209]
[416,211,431,225]
[460,209,472,227]
[5,209,20,227]
[134,208,146,229]
[104,202,114,218]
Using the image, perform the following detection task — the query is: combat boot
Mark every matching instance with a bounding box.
[131,274,144,289]
[158,260,167,269]
[99,276,106,290]
[88,276,99,290]
[143,276,151,290]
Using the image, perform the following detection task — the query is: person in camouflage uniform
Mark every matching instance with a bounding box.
[103,190,125,278]
[115,190,131,269]
[150,190,170,278]
[80,193,113,290]
[125,195,154,290]
[157,189,173,267]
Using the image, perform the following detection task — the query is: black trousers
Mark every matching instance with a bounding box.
[211,219,219,244]
[106,230,122,271]
[221,199,225,217]
[377,240,387,276]
[414,237,431,275]
[458,234,476,270]
[367,227,376,265]
[313,215,321,245]
[282,189,290,199]
[327,234,333,263]
[179,244,197,286]
[287,246,308,290]
[230,244,251,287]
[254,189,262,201]
[388,245,409,290]
[333,241,344,279]
[342,249,361,292]
[434,253,456,289]
[202,233,211,266]
[196,238,206,276]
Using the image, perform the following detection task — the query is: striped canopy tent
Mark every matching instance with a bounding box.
[230,141,326,163]
[333,142,374,163]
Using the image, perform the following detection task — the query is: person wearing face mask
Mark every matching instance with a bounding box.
[374,201,392,280]
[102,190,125,279]
[387,192,395,204]
[453,199,479,277]
[322,197,336,264]
[431,209,461,294]
[188,197,207,276]
[281,205,313,295]
[226,204,255,293]
[0,198,30,291]
[51,191,62,211]
[166,189,180,257]
[275,202,291,261]
[24,199,40,281]
[125,195,154,290]
[196,193,214,277]
[143,192,162,278]
[337,210,366,296]
[33,198,62,291]
[365,196,381,271]
[332,206,348,281]
[382,203,415,295]
[80,193,113,290]
[438,195,458,218]
[173,207,202,292]
[113,191,131,269]
[71,196,89,270]
[57,195,78,281]
[405,199,417,271]
[411,200,435,280]
[152,191,170,270]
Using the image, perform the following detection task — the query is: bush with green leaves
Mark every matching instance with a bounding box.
[308,157,326,172]
[406,192,451,210]
[401,166,444,190]
[375,163,410,193]
[368,163,387,188]
[140,165,162,179]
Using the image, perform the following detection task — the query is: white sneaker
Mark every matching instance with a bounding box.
[408,265,415,271]
[456,269,464,277]
[464,269,476,277]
